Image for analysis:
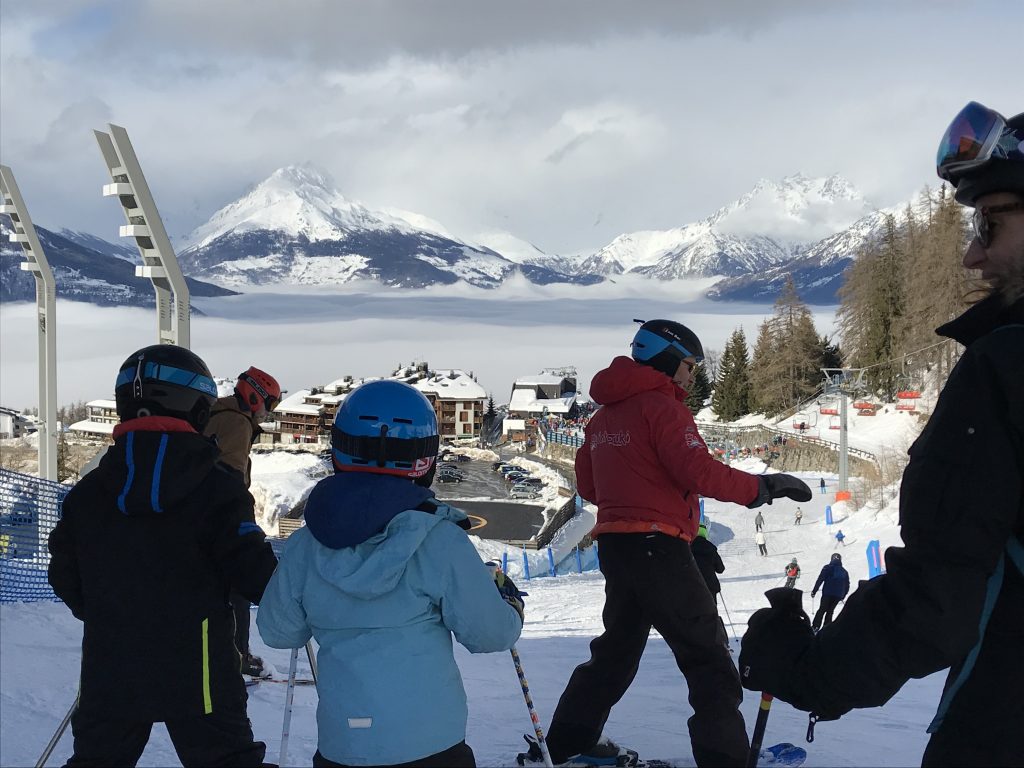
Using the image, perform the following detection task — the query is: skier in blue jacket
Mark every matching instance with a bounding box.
[810,554,850,631]
[257,381,524,767]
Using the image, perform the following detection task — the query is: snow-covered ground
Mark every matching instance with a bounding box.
[1,411,944,767]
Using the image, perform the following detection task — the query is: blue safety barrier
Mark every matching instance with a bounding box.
[1,469,70,603]
[866,539,883,578]
[825,505,833,526]
[522,547,531,581]
[547,547,556,577]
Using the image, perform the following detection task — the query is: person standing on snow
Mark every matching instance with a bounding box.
[794,507,804,525]
[811,554,850,631]
[755,511,765,531]
[48,345,278,766]
[739,101,1024,767]
[819,477,826,494]
[204,366,282,680]
[784,559,801,588]
[535,319,811,768]
[257,381,523,768]
[835,529,846,547]
[755,529,768,556]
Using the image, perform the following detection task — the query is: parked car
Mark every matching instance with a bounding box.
[440,462,459,470]
[491,461,506,471]
[518,477,544,487]
[439,470,465,480]
[436,474,462,484]
[510,486,539,500]
[505,471,531,482]
[499,465,522,475]
[451,454,471,462]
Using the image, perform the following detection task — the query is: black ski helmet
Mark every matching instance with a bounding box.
[831,553,842,563]
[937,104,1024,206]
[114,345,218,429]
[631,319,704,378]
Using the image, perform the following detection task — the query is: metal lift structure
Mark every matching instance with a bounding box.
[0,166,58,481]
[93,124,190,347]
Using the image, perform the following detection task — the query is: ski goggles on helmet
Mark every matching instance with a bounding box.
[936,101,1024,183]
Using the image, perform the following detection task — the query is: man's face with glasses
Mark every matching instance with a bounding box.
[672,357,700,389]
[964,192,1024,292]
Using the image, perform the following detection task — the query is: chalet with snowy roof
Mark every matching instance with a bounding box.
[270,363,487,444]
[505,367,579,440]
[68,399,118,441]
[0,407,37,439]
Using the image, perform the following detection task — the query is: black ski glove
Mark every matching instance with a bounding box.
[492,569,525,621]
[739,588,844,720]
[747,473,813,508]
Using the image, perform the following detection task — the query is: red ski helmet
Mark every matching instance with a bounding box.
[236,367,282,414]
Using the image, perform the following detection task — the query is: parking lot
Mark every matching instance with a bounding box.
[432,453,545,541]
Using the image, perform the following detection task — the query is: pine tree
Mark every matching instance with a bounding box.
[685,363,712,414]
[712,328,752,421]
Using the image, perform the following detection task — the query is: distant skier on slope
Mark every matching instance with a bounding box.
[47,345,278,765]
[257,381,523,768]
[535,319,811,768]
[204,366,282,680]
[739,101,1024,767]
[755,511,765,531]
[784,558,801,588]
[755,529,768,556]
[811,554,850,631]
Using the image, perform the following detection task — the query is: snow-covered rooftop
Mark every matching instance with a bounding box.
[509,388,576,414]
[413,369,487,400]
[86,399,117,409]
[68,419,115,435]
[275,389,321,415]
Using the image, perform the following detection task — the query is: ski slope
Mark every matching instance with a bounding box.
[0,457,945,767]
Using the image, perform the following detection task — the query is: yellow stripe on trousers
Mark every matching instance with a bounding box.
[202,618,212,714]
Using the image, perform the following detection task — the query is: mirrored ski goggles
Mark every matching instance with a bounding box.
[115,362,218,397]
[937,101,1024,182]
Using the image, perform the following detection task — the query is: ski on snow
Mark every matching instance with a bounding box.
[516,742,806,767]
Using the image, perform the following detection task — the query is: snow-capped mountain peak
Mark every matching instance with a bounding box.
[183,165,414,250]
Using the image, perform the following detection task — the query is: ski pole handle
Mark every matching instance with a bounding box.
[510,646,555,768]
[747,692,773,768]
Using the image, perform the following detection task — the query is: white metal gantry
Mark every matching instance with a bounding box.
[0,166,59,482]
[93,124,190,347]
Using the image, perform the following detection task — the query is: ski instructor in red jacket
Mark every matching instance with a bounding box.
[538,319,812,768]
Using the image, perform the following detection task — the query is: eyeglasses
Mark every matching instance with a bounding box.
[937,101,1024,183]
[682,360,699,374]
[972,202,1024,248]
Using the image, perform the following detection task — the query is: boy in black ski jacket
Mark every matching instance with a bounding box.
[739,102,1024,767]
[810,554,850,631]
[48,345,278,767]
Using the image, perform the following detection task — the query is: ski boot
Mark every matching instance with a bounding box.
[241,652,271,678]
[517,735,640,767]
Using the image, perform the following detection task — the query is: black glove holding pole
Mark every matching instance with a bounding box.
[485,560,525,621]
[747,474,813,509]
[739,587,845,721]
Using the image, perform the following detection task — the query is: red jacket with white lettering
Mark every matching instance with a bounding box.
[578,356,760,542]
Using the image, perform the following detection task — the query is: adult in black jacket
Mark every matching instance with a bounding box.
[739,102,1024,767]
[48,345,279,767]
[810,554,849,631]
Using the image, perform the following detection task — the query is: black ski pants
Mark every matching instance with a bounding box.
[64,705,265,767]
[811,595,841,631]
[757,544,767,556]
[312,741,475,767]
[545,533,749,767]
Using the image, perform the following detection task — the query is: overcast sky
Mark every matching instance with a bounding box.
[1,1,1020,255]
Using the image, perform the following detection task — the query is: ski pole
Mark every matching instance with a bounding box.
[279,646,300,766]
[510,646,554,768]
[35,694,77,768]
[304,639,318,686]
[746,692,773,768]
[718,590,739,643]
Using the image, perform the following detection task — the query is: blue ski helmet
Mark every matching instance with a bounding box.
[331,380,439,479]
[631,319,704,378]
[114,345,218,429]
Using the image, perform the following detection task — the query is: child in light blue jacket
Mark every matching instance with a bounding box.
[257,381,523,767]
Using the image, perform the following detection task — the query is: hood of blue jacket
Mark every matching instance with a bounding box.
[304,472,436,550]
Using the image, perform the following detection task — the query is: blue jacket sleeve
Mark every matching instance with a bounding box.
[425,523,523,653]
[255,536,313,649]
[812,567,828,594]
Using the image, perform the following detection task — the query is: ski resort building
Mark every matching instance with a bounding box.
[0,407,36,439]
[268,363,487,444]
[505,368,580,442]
[67,399,118,441]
